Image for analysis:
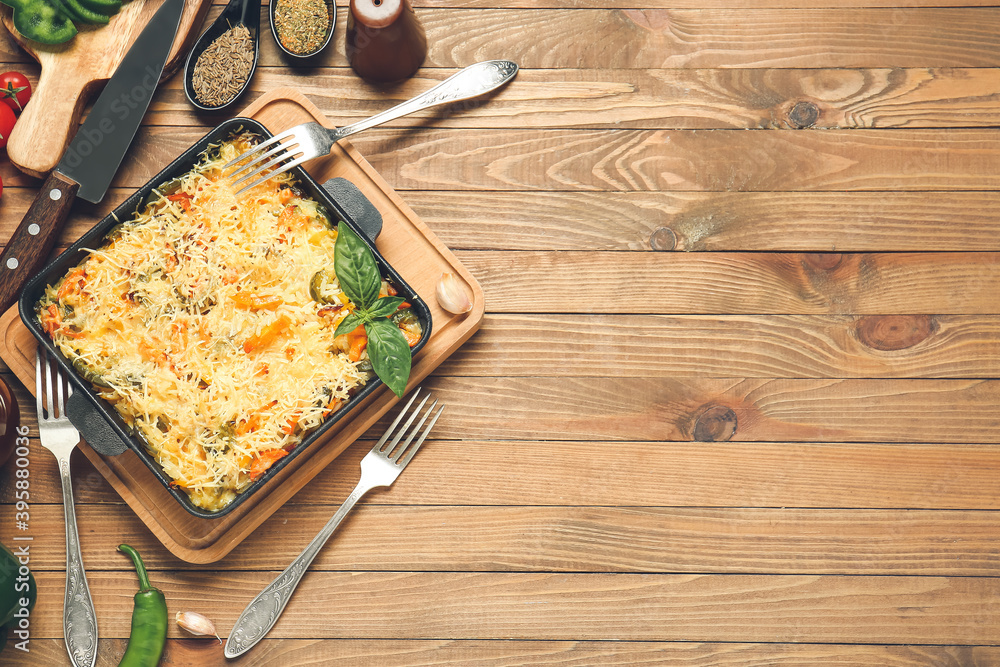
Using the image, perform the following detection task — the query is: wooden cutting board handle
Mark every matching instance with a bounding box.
[7,69,92,179]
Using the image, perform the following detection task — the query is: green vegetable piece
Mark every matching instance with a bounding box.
[53,0,110,24]
[334,224,380,309]
[117,544,167,667]
[11,2,77,45]
[73,357,111,388]
[391,307,417,327]
[308,268,339,304]
[365,317,411,397]
[77,0,119,15]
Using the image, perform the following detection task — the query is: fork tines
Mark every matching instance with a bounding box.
[377,389,444,466]
[35,349,71,421]
[223,130,304,194]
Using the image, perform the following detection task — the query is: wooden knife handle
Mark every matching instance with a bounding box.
[0,171,80,314]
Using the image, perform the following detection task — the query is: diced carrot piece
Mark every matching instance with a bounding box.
[401,328,421,347]
[235,414,259,436]
[57,267,86,300]
[281,412,300,435]
[243,315,291,354]
[249,448,288,480]
[347,325,368,362]
[232,292,283,311]
[167,192,193,212]
[278,188,294,204]
[40,304,61,336]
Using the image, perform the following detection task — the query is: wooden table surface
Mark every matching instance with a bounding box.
[2,1,1000,665]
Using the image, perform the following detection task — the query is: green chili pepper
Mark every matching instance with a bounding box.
[117,544,167,667]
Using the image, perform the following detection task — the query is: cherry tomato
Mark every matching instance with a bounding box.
[0,103,15,150]
[0,72,31,114]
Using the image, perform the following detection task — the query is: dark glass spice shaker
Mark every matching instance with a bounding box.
[346,0,427,82]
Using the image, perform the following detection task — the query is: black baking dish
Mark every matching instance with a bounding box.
[18,117,432,519]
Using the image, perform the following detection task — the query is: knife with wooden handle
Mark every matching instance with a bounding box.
[0,0,186,316]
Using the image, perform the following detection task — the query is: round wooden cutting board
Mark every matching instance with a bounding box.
[0,0,212,179]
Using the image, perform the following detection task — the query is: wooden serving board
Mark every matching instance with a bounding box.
[1,0,213,178]
[0,87,485,563]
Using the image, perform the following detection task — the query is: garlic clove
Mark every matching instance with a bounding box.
[436,272,473,314]
[176,611,222,643]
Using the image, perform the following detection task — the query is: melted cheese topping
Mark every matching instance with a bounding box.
[38,133,382,512]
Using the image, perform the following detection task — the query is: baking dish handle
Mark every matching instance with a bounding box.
[322,177,383,241]
[67,391,130,456]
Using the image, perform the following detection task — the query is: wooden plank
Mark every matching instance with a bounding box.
[12,311,1000,380]
[12,373,1000,444]
[6,189,1000,253]
[23,571,1000,644]
[3,127,1000,192]
[446,314,1000,378]
[137,67,1000,130]
[3,65,1000,131]
[17,638,1000,667]
[259,8,1000,69]
[5,8,1000,70]
[5,431,1000,511]
[460,251,1000,315]
[5,375,1000,504]
[7,504,1000,576]
[410,0,1000,8]
[349,128,1000,193]
[406,190,1000,252]
[397,376,1000,443]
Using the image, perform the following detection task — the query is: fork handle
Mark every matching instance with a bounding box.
[224,479,374,658]
[334,60,518,141]
[58,457,99,667]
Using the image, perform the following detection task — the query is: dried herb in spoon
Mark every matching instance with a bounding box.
[191,23,254,108]
[274,0,330,55]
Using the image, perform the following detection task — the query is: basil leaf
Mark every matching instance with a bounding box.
[366,296,405,320]
[335,310,368,338]
[365,317,412,397]
[334,223,381,309]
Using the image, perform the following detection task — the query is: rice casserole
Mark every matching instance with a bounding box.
[35,131,423,512]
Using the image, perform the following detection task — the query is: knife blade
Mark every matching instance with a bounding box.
[0,0,186,316]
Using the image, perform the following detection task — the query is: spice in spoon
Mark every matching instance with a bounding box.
[274,0,330,55]
[191,23,255,108]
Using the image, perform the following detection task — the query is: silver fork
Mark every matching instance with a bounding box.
[35,348,98,667]
[224,59,518,194]
[224,388,444,658]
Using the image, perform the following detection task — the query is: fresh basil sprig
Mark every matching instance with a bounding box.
[333,223,412,397]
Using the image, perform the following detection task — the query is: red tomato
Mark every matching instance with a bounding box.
[0,103,15,150]
[0,72,31,114]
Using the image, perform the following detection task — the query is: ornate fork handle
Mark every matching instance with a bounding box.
[333,60,519,142]
[59,457,98,667]
[225,481,372,658]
